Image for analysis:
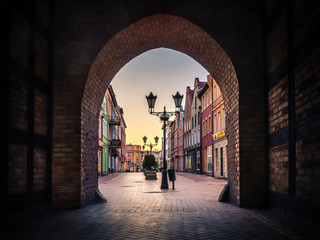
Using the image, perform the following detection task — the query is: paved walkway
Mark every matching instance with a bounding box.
[3,172,320,239]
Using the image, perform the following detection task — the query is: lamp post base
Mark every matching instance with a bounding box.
[161,170,169,189]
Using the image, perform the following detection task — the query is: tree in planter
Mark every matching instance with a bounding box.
[143,154,156,171]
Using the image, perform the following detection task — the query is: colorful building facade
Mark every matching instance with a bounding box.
[119,109,127,172]
[183,78,205,173]
[183,86,193,172]
[198,75,213,176]
[173,111,184,171]
[98,95,110,175]
[99,85,126,174]
[125,145,141,172]
[165,121,173,170]
[190,78,205,173]
[212,77,228,178]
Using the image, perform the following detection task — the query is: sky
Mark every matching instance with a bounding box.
[111,48,209,149]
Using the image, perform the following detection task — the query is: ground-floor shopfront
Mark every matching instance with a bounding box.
[184,148,201,173]
[213,135,228,178]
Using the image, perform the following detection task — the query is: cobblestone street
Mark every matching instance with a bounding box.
[4,172,320,239]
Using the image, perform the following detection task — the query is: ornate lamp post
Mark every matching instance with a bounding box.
[146,91,183,189]
[142,135,159,155]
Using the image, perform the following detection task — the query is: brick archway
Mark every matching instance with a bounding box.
[81,14,240,206]
[6,0,320,222]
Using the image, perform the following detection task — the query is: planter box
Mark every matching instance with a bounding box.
[145,171,157,180]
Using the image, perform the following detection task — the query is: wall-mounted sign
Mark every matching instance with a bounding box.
[99,139,104,147]
[110,139,121,147]
[213,129,226,141]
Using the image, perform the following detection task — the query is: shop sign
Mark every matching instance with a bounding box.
[99,139,104,147]
[213,129,226,141]
[110,139,121,147]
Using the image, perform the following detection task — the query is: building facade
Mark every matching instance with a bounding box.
[98,86,126,174]
[190,78,205,173]
[172,111,184,171]
[170,121,175,169]
[183,86,193,172]
[98,95,109,176]
[198,75,213,176]
[165,121,172,170]
[119,108,127,172]
[125,145,142,172]
[106,86,124,173]
[212,77,228,178]
[183,78,206,173]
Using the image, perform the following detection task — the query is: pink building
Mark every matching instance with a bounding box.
[198,75,213,175]
[173,111,184,171]
[119,109,127,172]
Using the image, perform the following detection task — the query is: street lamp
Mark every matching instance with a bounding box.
[145,91,183,189]
[142,135,159,154]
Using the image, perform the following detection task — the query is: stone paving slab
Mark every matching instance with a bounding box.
[3,172,320,239]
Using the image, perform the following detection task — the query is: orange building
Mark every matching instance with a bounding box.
[212,77,228,178]
[125,145,142,172]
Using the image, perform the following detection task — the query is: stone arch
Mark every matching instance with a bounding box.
[80,14,240,206]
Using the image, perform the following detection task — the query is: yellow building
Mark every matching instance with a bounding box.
[125,145,142,172]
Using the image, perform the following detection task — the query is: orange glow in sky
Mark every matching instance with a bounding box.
[110,48,209,148]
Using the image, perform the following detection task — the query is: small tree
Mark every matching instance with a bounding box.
[143,155,156,170]
[153,161,159,169]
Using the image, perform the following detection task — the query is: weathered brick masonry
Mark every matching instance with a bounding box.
[3,0,53,210]
[266,0,320,221]
[3,0,319,223]
[82,13,242,206]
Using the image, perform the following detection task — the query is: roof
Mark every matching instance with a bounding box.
[198,82,206,89]
[188,90,194,104]
[197,83,209,98]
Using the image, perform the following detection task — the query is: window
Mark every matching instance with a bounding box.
[214,114,216,133]
[203,98,205,111]
[220,147,224,176]
[136,152,139,157]
[222,108,225,129]
[192,117,194,128]
[215,148,219,171]
[218,111,221,131]
[191,133,193,146]
[194,114,197,126]
[213,85,216,101]
[205,119,207,135]
[208,116,211,133]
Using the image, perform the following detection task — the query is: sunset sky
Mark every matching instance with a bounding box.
[111,48,209,150]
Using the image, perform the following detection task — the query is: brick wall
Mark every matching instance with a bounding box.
[5,0,273,211]
[266,0,320,221]
[4,0,53,212]
[79,13,241,206]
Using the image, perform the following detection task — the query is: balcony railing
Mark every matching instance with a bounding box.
[109,116,120,125]
[109,139,121,148]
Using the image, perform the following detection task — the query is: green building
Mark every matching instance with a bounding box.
[101,95,109,175]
